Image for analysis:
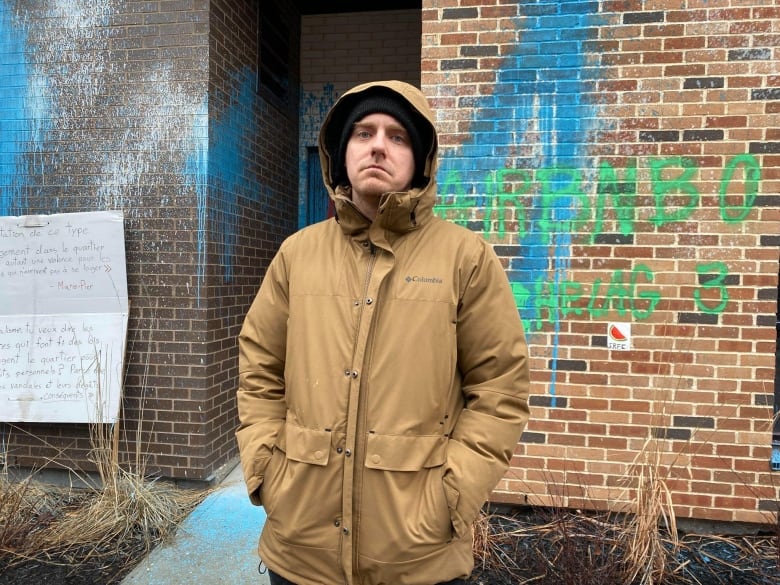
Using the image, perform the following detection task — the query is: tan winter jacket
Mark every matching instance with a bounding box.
[236,80,530,585]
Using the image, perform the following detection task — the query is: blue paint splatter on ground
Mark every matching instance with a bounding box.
[121,470,268,585]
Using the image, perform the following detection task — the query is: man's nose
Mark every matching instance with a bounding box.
[370,131,387,154]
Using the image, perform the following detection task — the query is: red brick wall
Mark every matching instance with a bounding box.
[422,0,779,524]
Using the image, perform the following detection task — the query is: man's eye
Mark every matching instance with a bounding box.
[355,130,371,139]
[391,134,407,144]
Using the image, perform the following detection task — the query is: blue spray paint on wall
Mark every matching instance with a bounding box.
[2,0,208,215]
[0,4,51,215]
[184,98,209,302]
[436,2,605,402]
[212,68,262,283]
[1,1,267,299]
[184,67,271,291]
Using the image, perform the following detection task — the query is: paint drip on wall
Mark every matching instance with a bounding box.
[435,5,606,401]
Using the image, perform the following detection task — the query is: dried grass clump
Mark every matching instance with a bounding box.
[0,424,205,573]
[472,509,525,581]
[473,507,630,585]
[28,418,206,566]
[472,505,778,585]
[0,475,59,555]
[472,425,776,585]
[35,468,203,563]
[621,458,678,585]
[0,357,207,575]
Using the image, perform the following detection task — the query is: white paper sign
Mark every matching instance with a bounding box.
[0,211,128,423]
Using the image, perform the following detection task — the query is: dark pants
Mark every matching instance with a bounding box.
[268,568,467,585]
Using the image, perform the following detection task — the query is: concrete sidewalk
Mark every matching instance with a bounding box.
[122,462,269,585]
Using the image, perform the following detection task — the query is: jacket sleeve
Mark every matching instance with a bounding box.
[235,243,291,506]
[444,239,530,537]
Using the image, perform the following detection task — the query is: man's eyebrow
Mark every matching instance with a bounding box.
[353,119,408,133]
[387,123,408,133]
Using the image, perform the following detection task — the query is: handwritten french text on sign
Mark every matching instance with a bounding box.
[0,211,128,423]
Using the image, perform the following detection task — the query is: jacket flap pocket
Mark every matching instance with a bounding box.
[284,423,331,466]
[364,434,446,471]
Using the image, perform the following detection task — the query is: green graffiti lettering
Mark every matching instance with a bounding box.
[719,154,760,223]
[630,264,660,319]
[586,278,608,318]
[491,168,532,239]
[435,169,474,227]
[593,160,637,243]
[537,167,587,244]
[649,157,699,227]
[535,276,561,328]
[435,154,758,243]
[433,155,755,332]
[560,281,584,317]
[605,270,632,316]
[511,281,532,314]
[694,262,729,314]
[518,265,662,330]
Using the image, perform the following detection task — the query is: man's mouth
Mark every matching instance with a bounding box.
[364,165,389,175]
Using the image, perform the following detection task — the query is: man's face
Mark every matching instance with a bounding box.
[345,113,416,202]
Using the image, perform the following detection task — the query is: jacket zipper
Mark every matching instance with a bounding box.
[344,241,379,584]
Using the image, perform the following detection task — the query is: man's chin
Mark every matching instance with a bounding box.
[352,180,392,199]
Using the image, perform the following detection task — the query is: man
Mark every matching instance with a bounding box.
[236,80,530,585]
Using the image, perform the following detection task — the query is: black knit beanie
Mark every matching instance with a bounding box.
[328,89,432,189]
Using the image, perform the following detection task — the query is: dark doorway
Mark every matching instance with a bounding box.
[304,147,331,225]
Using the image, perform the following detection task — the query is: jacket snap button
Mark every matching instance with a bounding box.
[345,449,352,457]
[337,447,343,454]
[334,519,341,527]
[371,454,380,464]
[342,527,350,535]
[314,450,323,459]
[344,370,351,377]
[351,370,358,378]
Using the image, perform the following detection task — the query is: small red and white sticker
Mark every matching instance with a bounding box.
[607,322,631,350]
